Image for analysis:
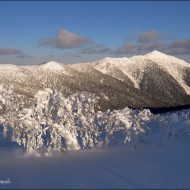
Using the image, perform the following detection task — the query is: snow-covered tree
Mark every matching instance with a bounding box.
[1,83,190,155]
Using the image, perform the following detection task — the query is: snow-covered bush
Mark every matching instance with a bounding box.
[97,108,153,147]
[1,84,190,155]
[0,87,102,153]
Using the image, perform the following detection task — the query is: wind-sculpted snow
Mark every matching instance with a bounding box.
[0,85,190,156]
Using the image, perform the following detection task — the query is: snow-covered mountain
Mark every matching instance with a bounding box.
[92,51,190,93]
[0,50,190,111]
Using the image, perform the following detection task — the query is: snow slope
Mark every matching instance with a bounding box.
[0,61,72,81]
[0,64,20,72]
[92,51,190,92]
[145,51,190,94]
[1,138,190,189]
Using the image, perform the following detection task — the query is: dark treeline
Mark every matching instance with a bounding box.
[143,104,190,114]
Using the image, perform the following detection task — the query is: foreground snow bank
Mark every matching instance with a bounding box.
[0,86,190,154]
[1,139,190,189]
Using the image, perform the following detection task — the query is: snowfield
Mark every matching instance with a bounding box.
[1,138,190,189]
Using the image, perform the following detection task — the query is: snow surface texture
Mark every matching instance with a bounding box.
[1,139,190,189]
[0,85,190,156]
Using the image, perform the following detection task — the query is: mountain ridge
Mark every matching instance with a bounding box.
[0,50,190,111]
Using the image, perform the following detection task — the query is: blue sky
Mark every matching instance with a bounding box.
[0,1,190,65]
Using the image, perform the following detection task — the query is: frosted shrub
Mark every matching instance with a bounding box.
[0,84,190,155]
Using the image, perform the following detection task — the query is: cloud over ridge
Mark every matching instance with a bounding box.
[39,28,190,56]
[0,47,32,59]
[115,30,190,55]
[39,29,93,49]
[0,48,22,55]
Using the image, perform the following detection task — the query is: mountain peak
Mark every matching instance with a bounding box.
[144,50,189,66]
[39,61,65,70]
[45,60,62,65]
[101,57,115,62]
[145,50,168,57]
